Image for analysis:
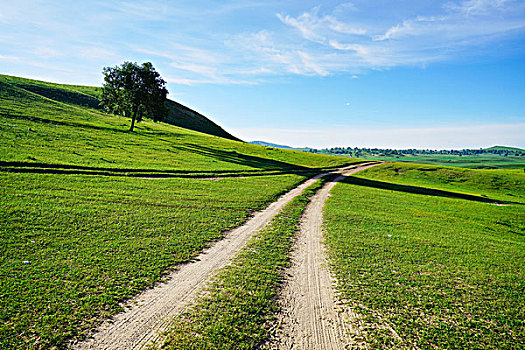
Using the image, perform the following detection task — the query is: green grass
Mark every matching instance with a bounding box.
[161,177,330,350]
[324,163,525,349]
[0,74,353,173]
[358,163,525,204]
[361,154,525,169]
[0,73,356,349]
[0,172,309,349]
[0,73,238,140]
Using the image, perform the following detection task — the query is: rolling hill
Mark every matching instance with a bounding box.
[1,73,523,350]
[249,140,293,149]
[485,145,525,152]
[0,74,239,141]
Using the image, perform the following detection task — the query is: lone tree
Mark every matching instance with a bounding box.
[100,61,168,132]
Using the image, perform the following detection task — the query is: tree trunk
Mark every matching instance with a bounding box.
[129,105,139,132]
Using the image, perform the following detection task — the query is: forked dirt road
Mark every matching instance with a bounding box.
[268,163,379,350]
[72,162,378,350]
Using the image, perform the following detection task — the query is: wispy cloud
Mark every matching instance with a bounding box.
[276,7,366,44]
[1,0,524,85]
[235,0,525,80]
[444,0,510,16]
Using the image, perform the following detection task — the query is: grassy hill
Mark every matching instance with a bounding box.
[249,140,293,149]
[0,74,353,174]
[0,74,239,141]
[486,145,525,152]
[0,74,358,349]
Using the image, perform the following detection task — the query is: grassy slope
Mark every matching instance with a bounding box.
[324,163,525,349]
[486,145,525,152]
[0,74,353,172]
[0,75,356,349]
[357,163,525,204]
[0,74,239,141]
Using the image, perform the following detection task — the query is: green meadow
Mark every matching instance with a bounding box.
[0,75,355,349]
[2,73,524,349]
[1,172,307,348]
[365,154,525,169]
[324,163,525,349]
[0,74,349,173]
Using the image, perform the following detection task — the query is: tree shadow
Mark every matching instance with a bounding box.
[18,84,102,110]
[171,143,313,171]
[338,176,522,205]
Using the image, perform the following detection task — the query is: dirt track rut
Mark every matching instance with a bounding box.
[269,163,379,350]
[71,172,333,350]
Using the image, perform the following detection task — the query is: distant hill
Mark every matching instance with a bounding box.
[250,141,293,149]
[485,146,525,152]
[0,74,239,141]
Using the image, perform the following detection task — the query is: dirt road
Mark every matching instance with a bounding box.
[269,163,379,350]
[72,170,338,350]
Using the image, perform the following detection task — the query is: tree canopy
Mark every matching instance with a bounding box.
[100,61,168,132]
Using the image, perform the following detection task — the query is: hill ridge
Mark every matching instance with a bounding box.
[0,74,240,141]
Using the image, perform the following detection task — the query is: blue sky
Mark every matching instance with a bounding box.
[1,0,524,148]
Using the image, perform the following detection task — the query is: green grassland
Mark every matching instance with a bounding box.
[0,74,352,174]
[0,75,357,349]
[364,153,525,169]
[359,163,525,204]
[0,74,238,141]
[324,163,525,349]
[162,177,329,350]
[1,172,309,349]
[316,145,525,169]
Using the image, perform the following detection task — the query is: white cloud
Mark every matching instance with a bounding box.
[270,2,525,78]
[325,16,367,35]
[334,2,358,14]
[373,21,413,41]
[276,10,326,43]
[329,40,369,55]
[445,0,509,16]
[3,1,524,85]
[277,7,366,45]
[298,51,329,76]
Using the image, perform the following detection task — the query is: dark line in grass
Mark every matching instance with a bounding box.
[0,161,300,174]
[340,176,522,205]
[0,160,358,177]
[0,166,320,179]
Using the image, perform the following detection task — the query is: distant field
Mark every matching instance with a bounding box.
[324,163,525,349]
[315,145,525,169]
[363,154,525,169]
[358,163,525,204]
